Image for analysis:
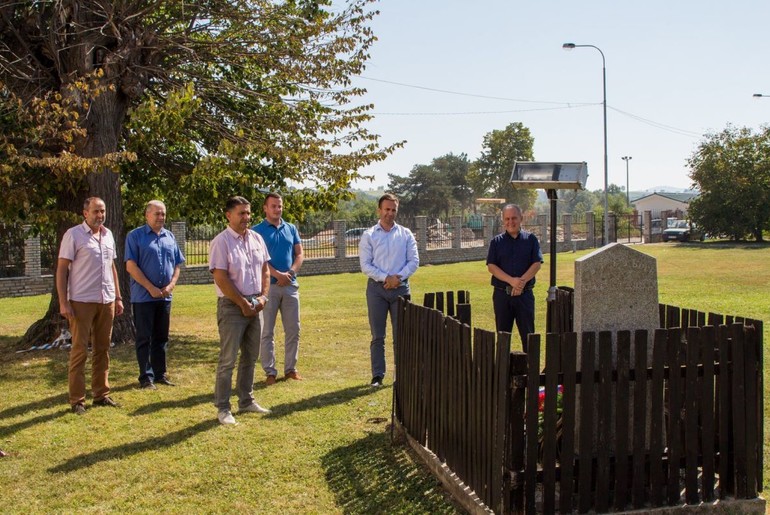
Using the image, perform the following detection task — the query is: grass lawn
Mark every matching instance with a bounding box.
[0,242,768,512]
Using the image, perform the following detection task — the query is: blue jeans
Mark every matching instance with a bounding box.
[492,288,535,348]
[214,297,262,411]
[366,278,410,378]
[260,283,301,376]
[133,301,172,384]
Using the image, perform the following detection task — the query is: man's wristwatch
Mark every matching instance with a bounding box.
[288,269,297,279]
[260,295,268,305]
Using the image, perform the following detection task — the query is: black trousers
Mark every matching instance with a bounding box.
[492,288,535,348]
[133,301,172,384]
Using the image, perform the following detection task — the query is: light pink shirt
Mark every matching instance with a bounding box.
[58,222,117,303]
[209,227,270,297]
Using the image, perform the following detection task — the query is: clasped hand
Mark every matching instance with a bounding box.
[508,277,526,296]
[240,298,264,317]
[383,274,401,289]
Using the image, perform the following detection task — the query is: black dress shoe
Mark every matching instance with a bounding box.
[156,375,176,386]
[140,381,157,390]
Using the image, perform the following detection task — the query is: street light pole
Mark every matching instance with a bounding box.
[622,156,632,206]
[563,42,609,245]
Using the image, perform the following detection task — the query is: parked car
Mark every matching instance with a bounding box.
[640,218,663,235]
[344,227,368,244]
[312,227,369,247]
[300,237,321,249]
[662,220,704,242]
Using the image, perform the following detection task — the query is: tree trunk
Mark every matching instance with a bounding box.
[17,88,135,348]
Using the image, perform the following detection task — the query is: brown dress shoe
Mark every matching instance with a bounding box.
[93,396,119,408]
[265,375,277,386]
[285,371,303,381]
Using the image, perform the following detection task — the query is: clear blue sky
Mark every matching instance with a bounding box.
[347,0,770,193]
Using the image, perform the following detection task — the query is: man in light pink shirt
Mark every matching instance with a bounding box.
[209,196,271,425]
[57,197,124,414]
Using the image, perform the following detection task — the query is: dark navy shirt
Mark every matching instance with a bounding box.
[125,225,185,303]
[486,229,543,290]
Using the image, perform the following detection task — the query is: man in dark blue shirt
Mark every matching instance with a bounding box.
[486,204,543,347]
[125,200,186,389]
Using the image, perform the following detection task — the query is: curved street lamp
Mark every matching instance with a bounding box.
[622,156,632,206]
[563,42,609,245]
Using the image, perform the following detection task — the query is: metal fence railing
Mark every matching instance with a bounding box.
[0,224,24,278]
[185,224,219,266]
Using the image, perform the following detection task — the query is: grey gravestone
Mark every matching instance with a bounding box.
[574,242,659,364]
[573,243,659,450]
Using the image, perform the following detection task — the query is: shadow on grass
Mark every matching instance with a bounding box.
[0,391,69,419]
[265,384,381,419]
[0,382,136,420]
[0,333,219,370]
[48,418,219,474]
[681,241,770,250]
[321,432,458,514]
[129,393,212,416]
[0,410,68,438]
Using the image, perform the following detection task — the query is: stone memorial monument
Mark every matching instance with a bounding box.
[573,243,659,450]
[574,242,659,365]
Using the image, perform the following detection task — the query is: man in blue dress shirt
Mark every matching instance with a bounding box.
[486,204,543,348]
[252,192,304,385]
[359,193,419,387]
[125,200,186,389]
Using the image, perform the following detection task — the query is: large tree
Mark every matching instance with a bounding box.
[387,153,473,220]
[0,0,398,346]
[387,164,452,220]
[688,125,770,241]
[431,153,474,214]
[470,121,537,209]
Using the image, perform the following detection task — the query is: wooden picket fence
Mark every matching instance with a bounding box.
[393,294,764,514]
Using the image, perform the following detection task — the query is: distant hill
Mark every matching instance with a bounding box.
[636,186,697,194]
[351,187,385,199]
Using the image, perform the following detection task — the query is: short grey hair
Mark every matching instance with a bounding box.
[145,200,166,213]
[502,204,522,217]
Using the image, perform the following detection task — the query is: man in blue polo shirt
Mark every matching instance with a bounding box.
[252,192,304,385]
[125,200,186,389]
[486,204,543,347]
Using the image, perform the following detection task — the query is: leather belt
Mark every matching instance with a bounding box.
[494,285,533,295]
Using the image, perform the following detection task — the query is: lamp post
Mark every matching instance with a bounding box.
[621,156,632,205]
[563,42,609,245]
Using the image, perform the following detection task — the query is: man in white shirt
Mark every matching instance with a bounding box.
[359,193,419,387]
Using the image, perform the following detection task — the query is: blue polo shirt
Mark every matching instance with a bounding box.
[486,229,543,290]
[125,224,186,303]
[252,219,301,285]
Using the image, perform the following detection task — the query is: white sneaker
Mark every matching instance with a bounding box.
[217,410,237,425]
[240,403,271,414]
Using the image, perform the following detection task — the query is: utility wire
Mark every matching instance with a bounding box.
[356,75,590,106]
[357,75,703,137]
[370,104,598,116]
[609,107,702,138]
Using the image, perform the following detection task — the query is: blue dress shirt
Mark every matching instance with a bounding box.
[125,225,186,303]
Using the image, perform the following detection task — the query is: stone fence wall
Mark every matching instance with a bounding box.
[0,212,617,298]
